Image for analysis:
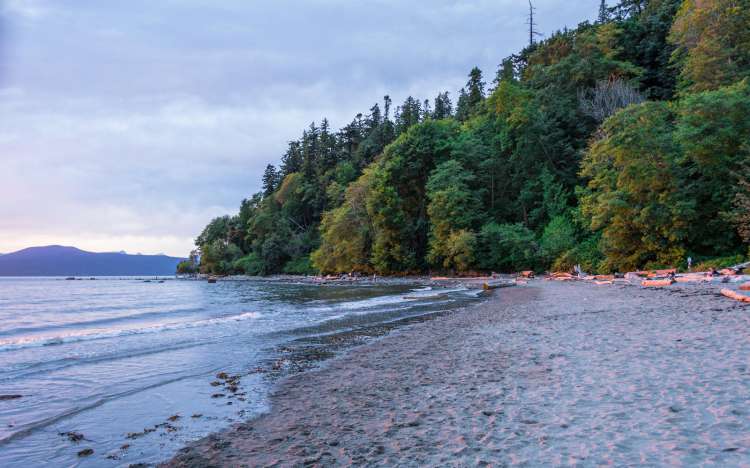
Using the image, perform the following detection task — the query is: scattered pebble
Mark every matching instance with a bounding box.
[59,431,85,443]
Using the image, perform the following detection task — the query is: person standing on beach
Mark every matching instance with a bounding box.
[687,256,692,272]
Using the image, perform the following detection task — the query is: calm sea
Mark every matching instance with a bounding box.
[0,277,479,466]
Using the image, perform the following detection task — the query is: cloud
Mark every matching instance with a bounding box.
[2,0,52,19]
[0,0,596,256]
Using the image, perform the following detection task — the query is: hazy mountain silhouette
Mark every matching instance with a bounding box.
[0,245,185,276]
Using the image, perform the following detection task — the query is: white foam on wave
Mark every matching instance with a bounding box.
[461,288,486,297]
[308,287,469,316]
[317,287,474,327]
[0,312,261,353]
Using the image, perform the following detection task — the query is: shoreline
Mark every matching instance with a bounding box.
[0,278,483,467]
[165,280,750,466]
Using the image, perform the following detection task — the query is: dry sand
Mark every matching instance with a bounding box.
[165,281,750,466]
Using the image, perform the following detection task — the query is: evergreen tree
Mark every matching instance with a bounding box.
[262,165,280,197]
[433,92,453,119]
[615,0,682,100]
[300,122,320,179]
[455,88,470,121]
[280,141,302,176]
[365,103,382,133]
[422,99,432,120]
[493,57,516,87]
[598,0,609,23]
[395,96,422,134]
[466,67,486,113]
[612,0,647,19]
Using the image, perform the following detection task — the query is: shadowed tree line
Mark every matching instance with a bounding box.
[193,0,750,276]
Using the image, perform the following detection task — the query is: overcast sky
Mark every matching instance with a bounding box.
[0,0,596,256]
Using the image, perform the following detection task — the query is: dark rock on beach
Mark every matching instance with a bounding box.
[59,431,85,443]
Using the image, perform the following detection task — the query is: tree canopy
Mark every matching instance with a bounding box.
[193,1,750,276]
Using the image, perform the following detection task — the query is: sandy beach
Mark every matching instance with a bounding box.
[165,280,750,466]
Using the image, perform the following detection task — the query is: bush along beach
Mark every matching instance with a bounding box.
[192,0,750,277]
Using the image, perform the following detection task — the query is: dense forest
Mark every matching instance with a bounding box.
[185,0,750,276]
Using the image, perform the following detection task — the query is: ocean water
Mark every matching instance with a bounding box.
[0,277,479,467]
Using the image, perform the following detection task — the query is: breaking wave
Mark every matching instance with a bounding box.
[0,312,261,352]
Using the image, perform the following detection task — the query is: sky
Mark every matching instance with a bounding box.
[0,0,596,257]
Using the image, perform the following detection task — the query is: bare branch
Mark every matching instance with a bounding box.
[578,77,645,122]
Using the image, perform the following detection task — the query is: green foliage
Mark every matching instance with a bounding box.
[312,169,374,274]
[540,214,577,263]
[367,120,460,274]
[262,164,280,197]
[670,0,750,93]
[676,80,750,169]
[675,80,750,254]
[425,160,480,271]
[580,101,692,272]
[613,0,682,100]
[195,4,750,277]
[433,92,453,119]
[733,160,750,244]
[552,235,605,274]
[282,256,315,275]
[233,253,264,276]
[692,254,746,273]
[477,222,540,272]
[196,216,232,247]
[443,230,477,273]
[176,260,197,275]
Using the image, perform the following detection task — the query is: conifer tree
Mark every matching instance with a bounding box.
[395,96,422,134]
[455,88,470,121]
[280,141,302,176]
[456,68,485,120]
[422,99,432,120]
[493,57,516,87]
[433,92,453,119]
[262,164,280,197]
[466,67,485,110]
[598,0,609,23]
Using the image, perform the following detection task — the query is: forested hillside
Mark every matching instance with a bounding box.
[191,0,750,276]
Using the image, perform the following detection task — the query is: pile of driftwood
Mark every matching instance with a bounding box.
[545,263,749,287]
[547,272,577,281]
[541,260,750,304]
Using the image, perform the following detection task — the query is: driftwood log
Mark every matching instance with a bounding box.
[646,269,677,278]
[721,288,750,303]
[641,279,674,287]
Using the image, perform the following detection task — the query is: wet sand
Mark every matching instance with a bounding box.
[165,281,750,466]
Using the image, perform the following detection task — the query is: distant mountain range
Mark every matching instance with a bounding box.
[0,246,186,276]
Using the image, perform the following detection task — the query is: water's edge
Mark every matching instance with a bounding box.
[167,291,490,464]
[0,277,486,466]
